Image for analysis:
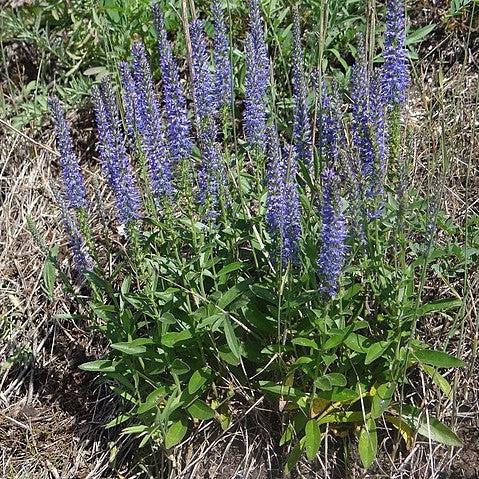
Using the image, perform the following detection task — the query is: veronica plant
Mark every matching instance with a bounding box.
[130,41,174,204]
[190,18,225,221]
[92,79,142,228]
[291,6,312,171]
[45,1,466,473]
[244,0,270,155]
[265,126,302,266]
[211,0,233,112]
[152,3,192,166]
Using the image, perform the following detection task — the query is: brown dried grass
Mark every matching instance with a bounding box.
[0,5,478,478]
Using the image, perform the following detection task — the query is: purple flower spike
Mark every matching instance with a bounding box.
[190,19,217,123]
[351,44,374,185]
[244,0,269,152]
[317,166,347,297]
[292,6,312,169]
[266,126,302,265]
[351,44,388,214]
[190,19,225,220]
[92,78,142,226]
[130,41,174,201]
[369,71,388,205]
[152,4,193,165]
[317,81,343,166]
[212,0,233,110]
[197,127,224,221]
[118,61,138,145]
[382,0,409,106]
[48,97,88,210]
[248,0,269,85]
[56,192,93,274]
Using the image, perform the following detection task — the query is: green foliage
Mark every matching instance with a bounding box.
[65,177,468,471]
[42,245,59,298]
[448,0,478,18]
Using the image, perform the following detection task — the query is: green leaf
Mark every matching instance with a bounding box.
[217,285,243,309]
[162,330,192,348]
[406,24,436,46]
[164,418,188,449]
[399,405,462,447]
[137,387,167,414]
[324,325,354,350]
[218,346,241,366]
[138,428,154,448]
[414,349,465,368]
[318,387,358,403]
[122,424,149,435]
[304,420,321,460]
[371,382,396,419]
[420,364,452,399]
[83,66,109,76]
[105,413,131,429]
[280,424,295,446]
[284,443,302,475]
[292,337,319,349]
[170,358,190,375]
[325,373,347,387]
[317,411,363,425]
[365,341,391,365]
[249,284,276,304]
[111,338,153,355]
[79,359,116,372]
[187,400,215,420]
[344,333,368,353]
[223,316,241,360]
[259,381,303,399]
[417,298,462,316]
[84,271,111,293]
[294,356,313,367]
[188,368,210,395]
[217,261,244,277]
[42,247,58,299]
[314,376,332,391]
[359,418,378,469]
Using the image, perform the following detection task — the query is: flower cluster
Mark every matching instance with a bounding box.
[56,191,93,273]
[49,1,410,297]
[266,126,302,265]
[317,166,347,296]
[48,97,88,210]
[212,0,232,110]
[317,81,342,167]
[292,6,312,169]
[369,71,387,204]
[92,78,141,226]
[152,4,192,165]
[190,18,224,220]
[197,129,224,221]
[130,41,174,201]
[244,0,270,153]
[118,61,138,146]
[382,0,409,107]
[190,19,218,123]
[350,44,387,211]
[350,44,373,183]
